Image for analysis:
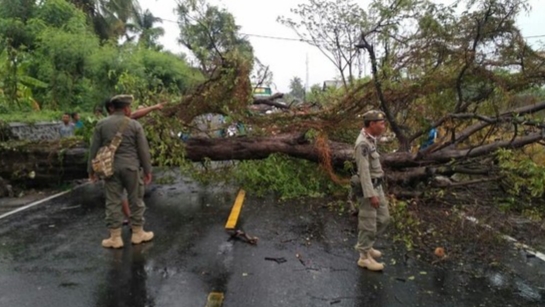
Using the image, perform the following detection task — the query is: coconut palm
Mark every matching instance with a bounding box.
[69,0,140,41]
[125,9,165,50]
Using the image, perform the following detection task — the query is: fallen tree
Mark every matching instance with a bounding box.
[2,100,544,190]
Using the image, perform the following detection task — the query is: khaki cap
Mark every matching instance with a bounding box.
[110,94,134,108]
[362,110,386,121]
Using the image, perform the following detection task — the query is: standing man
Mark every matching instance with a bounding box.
[88,94,154,249]
[104,99,165,224]
[59,112,75,138]
[354,110,391,271]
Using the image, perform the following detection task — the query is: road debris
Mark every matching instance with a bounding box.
[296,253,306,266]
[265,257,287,264]
[227,229,258,245]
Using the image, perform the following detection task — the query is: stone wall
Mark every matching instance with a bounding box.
[6,122,63,141]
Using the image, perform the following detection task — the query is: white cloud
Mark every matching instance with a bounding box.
[139,0,545,93]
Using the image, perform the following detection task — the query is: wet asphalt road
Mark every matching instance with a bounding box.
[0,174,544,307]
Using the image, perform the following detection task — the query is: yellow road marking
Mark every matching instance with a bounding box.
[225,189,246,230]
[205,292,224,307]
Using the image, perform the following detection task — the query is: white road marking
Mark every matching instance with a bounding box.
[464,215,545,262]
[0,182,91,220]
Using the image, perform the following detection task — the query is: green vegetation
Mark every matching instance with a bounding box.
[496,148,545,218]
[0,110,86,123]
[0,0,201,114]
[233,154,339,199]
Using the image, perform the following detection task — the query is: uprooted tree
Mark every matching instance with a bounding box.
[1,0,545,199]
[162,0,545,192]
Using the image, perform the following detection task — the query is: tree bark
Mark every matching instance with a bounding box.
[0,135,352,186]
[1,127,542,188]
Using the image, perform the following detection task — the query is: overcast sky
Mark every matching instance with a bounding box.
[139,0,545,93]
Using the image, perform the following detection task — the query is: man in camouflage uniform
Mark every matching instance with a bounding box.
[104,99,165,225]
[354,110,391,271]
[88,95,154,249]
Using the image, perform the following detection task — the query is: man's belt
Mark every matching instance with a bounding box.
[371,177,384,187]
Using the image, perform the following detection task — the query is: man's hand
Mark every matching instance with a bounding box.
[369,196,380,209]
[154,102,165,110]
[89,173,98,183]
[144,173,152,185]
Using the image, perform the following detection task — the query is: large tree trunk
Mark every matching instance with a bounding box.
[0,141,89,187]
[0,127,542,188]
[0,135,352,186]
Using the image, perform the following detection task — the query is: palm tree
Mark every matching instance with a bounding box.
[126,9,165,50]
[69,0,140,41]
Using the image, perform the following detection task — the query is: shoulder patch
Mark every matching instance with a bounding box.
[358,143,370,156]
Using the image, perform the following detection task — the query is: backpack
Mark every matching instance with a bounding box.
[91,117,130,179]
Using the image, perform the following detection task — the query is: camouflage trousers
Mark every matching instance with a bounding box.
[104,167,146,229]
[354,185,391,254]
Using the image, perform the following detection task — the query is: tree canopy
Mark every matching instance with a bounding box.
[0,0,201,112]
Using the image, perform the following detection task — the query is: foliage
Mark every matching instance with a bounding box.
[278,0,366,87]
[0,0,37,49]
[73,114,99,142]
[125,8,164,50]
[232,153,339,199]
[67,0,141,41]
[176,0,254,75]
[277,0,545,155]
[163,49,253,124]
[0,110,91,123]
[389,197,421,251]
[32,19,101,109]
[304,83,325,104]
[0,47,46,111]
[496,148,545,204]
[250,57,273,88]
[0,0,199,114]
[289,76,305,101]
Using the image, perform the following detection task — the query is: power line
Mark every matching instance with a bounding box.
[526,34,545,39]
[241,33,309,42]
[154,16,545,42]
[156,16,310,42]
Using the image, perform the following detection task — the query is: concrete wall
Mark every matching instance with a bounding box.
[6,122,62,141]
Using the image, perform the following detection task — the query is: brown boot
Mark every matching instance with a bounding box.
[370,248,382,258]
[102,228,123,249]
[131,226,154,244]
[357,252,384,271]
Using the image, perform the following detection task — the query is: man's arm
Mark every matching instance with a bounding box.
[355,143,377,199]
[130,103,165,120]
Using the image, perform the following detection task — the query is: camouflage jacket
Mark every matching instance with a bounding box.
[88,111,152,176]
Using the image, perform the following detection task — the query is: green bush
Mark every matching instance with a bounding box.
[233,153,339,199]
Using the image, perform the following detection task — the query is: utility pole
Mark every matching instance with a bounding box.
[305,52,309,102]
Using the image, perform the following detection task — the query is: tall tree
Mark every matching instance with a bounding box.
[176,0,254,76]
[344,0,541,152]
[0,0,38,49]
[126,8,165,50]
[278,0,366,88]
[69,0,140,41]
[289,76,305,101]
